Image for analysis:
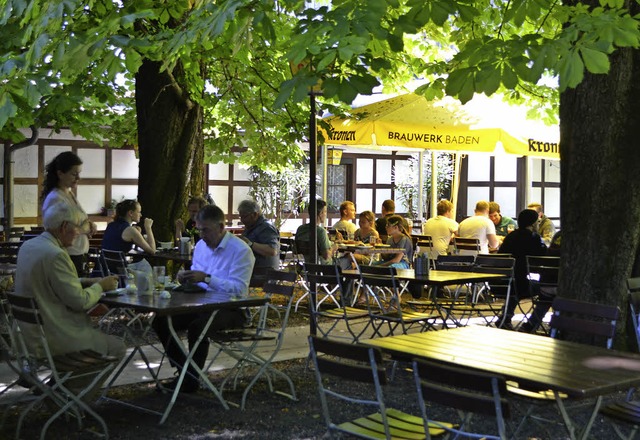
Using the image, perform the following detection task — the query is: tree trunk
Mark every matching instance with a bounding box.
[560,1,640,345]
[135,59,205,241]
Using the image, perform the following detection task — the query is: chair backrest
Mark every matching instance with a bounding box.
[435,254,475,271]
[293,238,313,263]
[454,237,481,256]
[101,249,129,287]
[627,277,640,352]
[412,234,434,255]
[549,297,620,349]
[413,359,510,439]
[257,269,297,333]
[278,237,295,268]
[303,263,344,308]
[262,269,297,298]
[87,247,108,277]
[0,241,22,264]
[411,218,423,234]
[526,255,560,297]
[358,266,400,314]
[359,265,397,277]
[304,263,342,284]
[473,256,515,300]
[474,255,515,270]
[308,336,393,438]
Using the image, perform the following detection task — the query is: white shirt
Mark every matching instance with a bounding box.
[191,232,255,300]
[332,219,357,236]
[458,215,496,254]
[422,216,458,258]
[42,188,89,255]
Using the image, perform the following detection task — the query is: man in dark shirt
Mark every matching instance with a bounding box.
[375,199,409,235]
[497,209,547,329]
[237,200,280,287]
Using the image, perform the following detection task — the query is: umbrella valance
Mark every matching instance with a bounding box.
[321,93,559,160]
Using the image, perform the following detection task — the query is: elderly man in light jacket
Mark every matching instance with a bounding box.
[15,202,125,360]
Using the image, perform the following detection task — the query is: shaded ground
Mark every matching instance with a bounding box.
[0,283,632,439]
[1,356,630,439]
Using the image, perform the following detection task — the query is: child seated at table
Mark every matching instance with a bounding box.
[376,215,413,269]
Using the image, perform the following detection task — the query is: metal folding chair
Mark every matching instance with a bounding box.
[206,269,298,410]
[6,293,118,440]
[304,263,370,343]
[292,243,340,311]
[308,336,453,439]
[413,359,511,440]
[359,266,438,337]
[522,255,560,333]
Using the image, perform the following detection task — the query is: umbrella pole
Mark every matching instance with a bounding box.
[418,151,424,222]
[309,92,318,336]
[431,151,438,219]
[451,153,462,220]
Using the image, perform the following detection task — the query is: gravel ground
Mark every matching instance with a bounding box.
[1,356,630,439]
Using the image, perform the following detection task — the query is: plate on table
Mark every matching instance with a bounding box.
[355,245,373,250]
[103,288,127,297]
[172,283,206,294]
[165,282,179,290]
[374,243,390,248]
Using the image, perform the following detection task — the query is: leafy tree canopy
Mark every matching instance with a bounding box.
[1,0,639,167]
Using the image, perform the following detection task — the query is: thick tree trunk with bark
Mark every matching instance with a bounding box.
[135,59,205,241]
[560,2,640,344]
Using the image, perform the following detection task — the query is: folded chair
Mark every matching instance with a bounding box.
[413,359,511,440]
[309,336,453,439]
[510,297,620,439]
[206,269,298,410]
[304,263,370,343]
[359,266,439,337]
[6,293,118,440]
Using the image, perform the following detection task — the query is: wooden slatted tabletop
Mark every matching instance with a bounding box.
[363,325,640,398]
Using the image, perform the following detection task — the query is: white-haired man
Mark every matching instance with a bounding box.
[15,203,125,362]
[237,199,280,286]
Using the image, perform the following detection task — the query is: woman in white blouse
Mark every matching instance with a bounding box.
[41,151,96,275]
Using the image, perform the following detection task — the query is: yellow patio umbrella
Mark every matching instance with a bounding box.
[320,93,559,159]
[319,93,559,219]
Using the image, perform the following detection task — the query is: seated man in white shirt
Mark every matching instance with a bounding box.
[422,199,458,259]
[152,204,255,393]
[457,200,499,254]
[332,200,357,239]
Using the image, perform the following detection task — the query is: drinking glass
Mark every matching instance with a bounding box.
[153,266,166,291]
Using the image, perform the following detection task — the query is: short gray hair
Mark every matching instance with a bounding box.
[43,203,82,230]
[238,199,261,215]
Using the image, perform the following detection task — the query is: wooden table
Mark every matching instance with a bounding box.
[100,292,268,424]
[363,326,640,439]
